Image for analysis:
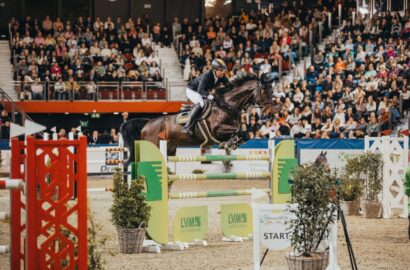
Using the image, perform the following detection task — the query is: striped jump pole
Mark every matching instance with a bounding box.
[0,179,24,190]
[169,188,271,199]
[0,212,10,222]
[0,179,17,255]
[0,245,9,254]
[169,172,271,181]
[87,187,114,192]
[168,154,270,162]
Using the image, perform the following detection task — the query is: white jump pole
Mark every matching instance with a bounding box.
[0,245,9,254]
[0,212,10,221]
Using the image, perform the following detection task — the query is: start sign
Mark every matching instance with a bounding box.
[252,204,295,270]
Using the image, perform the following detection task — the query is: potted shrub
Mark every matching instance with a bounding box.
[360,152,383,219]
[339,158,365,216]
[110,168,151,254]
[286,164,337,270]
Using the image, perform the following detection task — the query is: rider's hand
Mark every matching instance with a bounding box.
[207,94,214,100]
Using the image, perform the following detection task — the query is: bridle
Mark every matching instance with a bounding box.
[214,80,272,115]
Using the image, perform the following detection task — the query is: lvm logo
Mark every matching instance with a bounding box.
[181,216,201,228]
[228,213,247,224]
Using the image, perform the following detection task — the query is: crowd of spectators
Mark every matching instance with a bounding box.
[6,1,410,139]
[9,15,166,100]
[174,2,409,139]
[177,2,337,79]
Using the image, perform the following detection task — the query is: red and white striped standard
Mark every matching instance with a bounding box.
[0,179,23,190]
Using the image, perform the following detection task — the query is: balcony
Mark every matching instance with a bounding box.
[3,81,185,113]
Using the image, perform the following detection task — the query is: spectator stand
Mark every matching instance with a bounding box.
[8,16,165,102]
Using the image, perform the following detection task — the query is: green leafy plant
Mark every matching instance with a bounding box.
[88,209,106,270]
[339,157,365,201]
[59,207,106,269]
[405,166,410,198]
[110,168,151,229]
[288,164,337,257]
[342,152,383,202]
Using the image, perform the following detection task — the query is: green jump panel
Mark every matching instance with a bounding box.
[173,206,208,243]
[137,161,163,201]
[221,203,253,238]
[134,140,169,245]
[277,158,297,194]
[273,140,295,204]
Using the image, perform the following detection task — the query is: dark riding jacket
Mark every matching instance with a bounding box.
[188,70,229,96]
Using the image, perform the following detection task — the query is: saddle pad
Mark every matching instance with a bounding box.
[176,100,212,125]
[176,112,189,124]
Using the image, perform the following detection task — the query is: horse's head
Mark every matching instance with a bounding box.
[314,151,330,171]
[222,73,272,113]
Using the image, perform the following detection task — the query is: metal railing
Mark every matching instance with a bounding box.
[10,80,166,101]
[0,87,35,126]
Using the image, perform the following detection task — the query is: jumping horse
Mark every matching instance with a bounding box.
[120,74,274,167]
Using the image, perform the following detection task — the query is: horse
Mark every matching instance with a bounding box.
[314,151,330,170]
[120,74,274,167]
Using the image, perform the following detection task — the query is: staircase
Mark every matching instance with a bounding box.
[156,46,186,101]
[0,41,16,100]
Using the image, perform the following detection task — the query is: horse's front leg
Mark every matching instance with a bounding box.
[214,124,242,150]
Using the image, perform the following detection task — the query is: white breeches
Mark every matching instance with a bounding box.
[186,88,205,108]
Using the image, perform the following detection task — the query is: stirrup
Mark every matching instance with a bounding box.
[182,125,193,135]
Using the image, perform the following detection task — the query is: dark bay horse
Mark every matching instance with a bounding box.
[120,74,273,165]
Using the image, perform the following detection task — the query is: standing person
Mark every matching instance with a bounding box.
[122,112,129,123]
[182,59,229,134]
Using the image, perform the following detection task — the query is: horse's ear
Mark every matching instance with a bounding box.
[319,151,323,155]
[324,151,327,156]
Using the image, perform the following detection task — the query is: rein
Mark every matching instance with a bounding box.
[214,82,262,115]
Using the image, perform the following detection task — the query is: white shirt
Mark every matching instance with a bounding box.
[259,63,271,74]
[148,55,160,65]
[223,39,233,49]
[302,124,312,133]
[101,48,112,58]
[333,112,346,125]
[135,56,148,66]
[291,125,304,137]
[142,38,151,46]
[31,84,43,94]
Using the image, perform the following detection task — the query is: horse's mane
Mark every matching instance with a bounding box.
[229,73,259,87]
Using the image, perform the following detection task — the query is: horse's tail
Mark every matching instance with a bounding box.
[120,118,150,168]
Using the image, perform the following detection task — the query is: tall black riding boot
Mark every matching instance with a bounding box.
[182,103,202,134]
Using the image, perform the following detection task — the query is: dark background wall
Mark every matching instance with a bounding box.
[0,0,205,32]
[28,113,161,134]
[94,0,130,20]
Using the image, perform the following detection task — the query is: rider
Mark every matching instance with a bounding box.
[182,59,229,134]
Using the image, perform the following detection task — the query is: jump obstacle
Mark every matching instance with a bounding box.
[133,139,298,251]
[1,137,87,270]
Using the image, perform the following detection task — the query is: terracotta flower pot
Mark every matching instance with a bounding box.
[340,200,361,216]
[363,201,381,219]
[286,252,328,270]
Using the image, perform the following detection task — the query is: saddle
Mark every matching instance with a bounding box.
[176,99,212,125]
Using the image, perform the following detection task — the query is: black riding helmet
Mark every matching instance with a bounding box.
[211,59,227,71]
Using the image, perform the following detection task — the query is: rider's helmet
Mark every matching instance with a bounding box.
[211,59,227,71]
